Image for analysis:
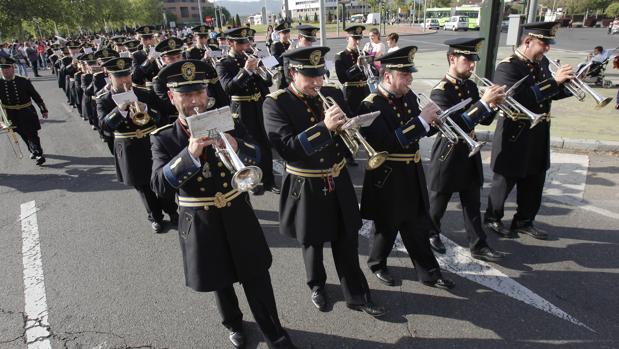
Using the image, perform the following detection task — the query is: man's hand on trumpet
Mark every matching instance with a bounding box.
[553,64,574,85]
[481,84,507,109]
[419,102,441,125]
[188,133,238,159]
[324,104,347,131]
[244,55,259,73]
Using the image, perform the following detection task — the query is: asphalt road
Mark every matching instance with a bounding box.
[1,28,619,349]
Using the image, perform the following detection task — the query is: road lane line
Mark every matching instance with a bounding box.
[358,220,594,332]
[20,200,52,349]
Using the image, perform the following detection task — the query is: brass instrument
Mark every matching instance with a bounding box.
[124,84,151,126]
[548,57,613,108]
[356,44,378,93]
[417,93,485,157]
[471,73,545,128]
[243,49,282,83]
[0,104,23,158]
[315,88,388,169]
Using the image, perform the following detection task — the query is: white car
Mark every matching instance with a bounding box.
[444,16,469,31]
[422,18,440,30]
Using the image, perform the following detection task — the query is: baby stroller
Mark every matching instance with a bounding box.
[580,58,612,87]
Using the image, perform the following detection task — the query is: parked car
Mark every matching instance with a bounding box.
[423,18,440,30]
[444,15,469,31]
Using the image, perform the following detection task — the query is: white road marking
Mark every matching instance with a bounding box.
[20,200,52,349]
[358,220,594,332]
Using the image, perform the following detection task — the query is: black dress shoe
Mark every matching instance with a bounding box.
[512,225,548,240]
[35,156,46,166]
[251,184,265,196]
[228,331,246,348]
[471,246,505,262]
[423,278,455,290]
[484,221,516,238]
[151,221,163,234]
[429,235,446,254]
[346,301,386,317]
[267,184,281,194]
[311,288,328,311]
[374,268,396,286]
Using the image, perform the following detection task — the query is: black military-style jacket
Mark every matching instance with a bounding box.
[216,51,272,143]
[334,48,376,112]
[183,47,205,60]
[131,50,159,86]
[0,75,46,134]
[491,50,571,178]
[428,74,497,193]
[358,86,430,225]
[271,41,291,89]
[150,120,271,292]
[263,85,361,244]
[96,87,165,186]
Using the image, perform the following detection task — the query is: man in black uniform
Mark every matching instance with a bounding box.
[149,37,186,122]
[0,56,49,165]
[216,27,278,195]
[484,22,573,240]
[89,48,120,151]
[282,25,319,87]
[263,47,386,317]
[270,22,292,90]
[131,25,158,74]
[425,38,506,261]
[63,40,82,108]
[151,60,296,349]
[334,25,376,113]
[357,46,455,289]
[96,57,177,233]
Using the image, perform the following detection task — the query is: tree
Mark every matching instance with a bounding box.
[304,13,309,22]
[605,2,619,17]
[313,12,318,22]
[235,14,241,27]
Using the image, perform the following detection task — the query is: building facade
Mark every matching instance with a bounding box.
[287,0,367,21]
[162,0,214,25]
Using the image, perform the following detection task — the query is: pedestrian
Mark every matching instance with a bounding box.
[363,28,385,70]
[37,41,47,70]
[11,43,28,77]
[386,32,400,52]
[266,24,274,53]
[25,42,40,77]
[0,56,49,165]
[614,56,619,109]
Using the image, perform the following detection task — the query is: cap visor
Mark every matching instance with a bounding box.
[110,70,131,77]
[392,66,417,73]
[172,83,207,93]
[298,67,327,77]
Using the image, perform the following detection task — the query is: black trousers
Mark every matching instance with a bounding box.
[215,272,288,347]
[301,221,371,305]
[429,188,488,250]
[16,128,43,157]
[258,141,275,188]
[134,184,177,222]
[367,215,442,283]
[484,171,546,228]
[29,59,38,76]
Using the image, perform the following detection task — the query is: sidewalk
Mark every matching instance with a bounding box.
[252,23,436,42]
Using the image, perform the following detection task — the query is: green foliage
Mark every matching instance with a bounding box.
[235,14,241,27]
[313,12,318,22]
[605,2,619,17]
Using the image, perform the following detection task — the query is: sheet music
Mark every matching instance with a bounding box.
[261,56,279,69]
[111,89,138,107]
[186,106,234,138]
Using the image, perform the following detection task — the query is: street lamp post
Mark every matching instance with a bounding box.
[198,0,204,25]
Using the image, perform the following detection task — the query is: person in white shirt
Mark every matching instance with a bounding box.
[577,46,609,74]
[363,28,385,70]
[386,33,400,53]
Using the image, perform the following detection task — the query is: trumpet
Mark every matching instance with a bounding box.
[471,73,545,128]
[124,84,151,126]
[211,130,263,192]
[0,105,23,159]
[547,57,613,109]
[356,44,378,93]
[315,88,388,169]
[417,93,485,157]
[243,49,281,82]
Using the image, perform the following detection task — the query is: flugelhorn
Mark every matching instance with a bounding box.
[315,88,388,169]
[417,94,484,157]
[124,84,151,126]
[547,57,613,109]
[471,73,545,128]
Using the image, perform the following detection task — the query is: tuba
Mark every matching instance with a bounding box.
[315,88,388,169]
[417,93,485,157]
[547,57,613,109]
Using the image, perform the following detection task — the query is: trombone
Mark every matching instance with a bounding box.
[417,94,485,157]
[356,44,378,93]
[0,104,23,159]
[547,57,613,109]
[315,88,388,169]
[210,129,263,192]
[471,73,545,128]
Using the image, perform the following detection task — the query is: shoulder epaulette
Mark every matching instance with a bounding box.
[150,123,173,135]
[267,89,286,100]
[499,55,515,64]
[432,81,447,91]
[94,90,108,100]
[362,93,378,104]
[322,83,339,89]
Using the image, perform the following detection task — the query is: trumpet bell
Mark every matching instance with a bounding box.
[595,96,613,109]
[468,141,486,158]
[232,166,263,192]
[367,151,388,170]
[131,111,151,126]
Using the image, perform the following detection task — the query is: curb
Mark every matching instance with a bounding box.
[475,130,619,153]
[252,28,437,43]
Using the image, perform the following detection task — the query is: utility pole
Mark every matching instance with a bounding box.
[198,0,204,24]
[319,0,327,46]
[527,0,538,23]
